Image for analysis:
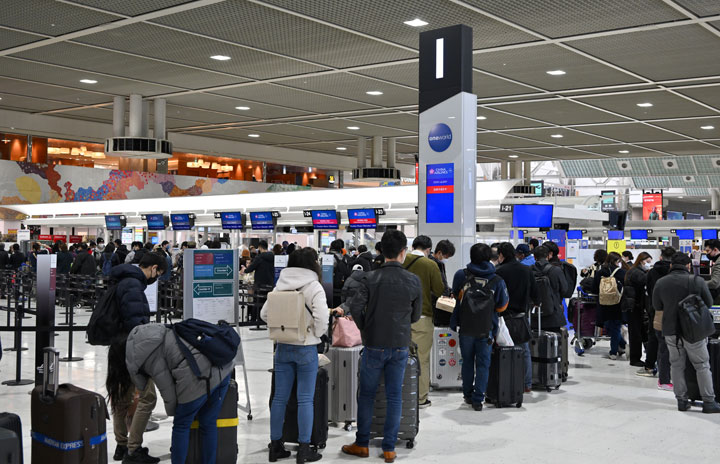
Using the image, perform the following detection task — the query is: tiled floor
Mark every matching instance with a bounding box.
[1,310,718,463]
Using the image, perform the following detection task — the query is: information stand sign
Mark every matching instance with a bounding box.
[320,254,334,308]
[35,255,57,386]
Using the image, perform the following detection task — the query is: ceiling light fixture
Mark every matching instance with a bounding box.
[551,134,564,139]
[476,116,487,120]
[347,126,360,130]
[336,147,347,151]
[619,150,630,154]
[248,134,260,138]
[508,154,519,158]
[701,125,715,130]
[546,70,566,76]
[210,55,231,61]
[366,91,383,96]
[79,79,97,84]
[678,196,684,199]
[702,199,708,202]
[404,18,428,27]
[636,102,653,108]
[235,106,250,110]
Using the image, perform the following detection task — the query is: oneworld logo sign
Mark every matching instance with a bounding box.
[428,123,452,152]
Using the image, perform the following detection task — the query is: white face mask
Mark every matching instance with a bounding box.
[644,262,653,270]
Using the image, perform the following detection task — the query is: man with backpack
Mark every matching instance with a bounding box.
[531,246,568,332]
[450,243,509,411]
[704,239,720,303]
[652,253,720,413]
[351,244,373,272]
[403,235,445,408]
[330,239,352,308]
[104,253,167,463]
[543,241,578,298]
[70,242,98,276]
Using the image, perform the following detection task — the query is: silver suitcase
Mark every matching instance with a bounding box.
[328,346,362,429]
[430,327,463,389]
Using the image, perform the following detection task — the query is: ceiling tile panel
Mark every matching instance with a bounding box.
[676,85,720,111]
[576,90,719,120]
[280,74,417,107]
[515,147,603,159]
[580,144,660,158]
[478,132,553,149]
[476,108,551,130]
[351,113,418,132]
[0,94,81,113]
[645,156,696,176]
[577,123,685,143]
[171,93,312,120]
[297,119,412,138]
[693,155,720,173]
[684,187,710,196]
[67,0,195,17]
[277,141,355,155]
[0,77,110,105]
[601,158,648,177]
[673,0,720,17]
[0,0,121,36]
[251,124,347,142]
[633,176,670,189]
[0,28,44,51]
[559,160,605,177]
[505,127,614,146]
[638,140,720,155]
[188,128,313,145]
[493,99,627,125]
[669,175,709,188]
[653,117,720,139]
[165,104,252,125]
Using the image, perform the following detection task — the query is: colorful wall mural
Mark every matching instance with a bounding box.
[0,160,308,208]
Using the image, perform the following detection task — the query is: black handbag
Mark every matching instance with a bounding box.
[503,311,532,344]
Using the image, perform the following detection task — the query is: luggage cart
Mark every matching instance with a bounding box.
[569,287,599,356]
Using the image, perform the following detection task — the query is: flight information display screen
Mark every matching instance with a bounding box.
[311,210,339,230]
[171,214,192,230]
[512,204,553,228]
[348,209,377,229]
[250,211,274,230]
[146,214,167,231]
[220,212,244,230]
[426,163,454,223]
[105,215,124,230]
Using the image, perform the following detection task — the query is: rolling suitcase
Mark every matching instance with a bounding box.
[486,346,524,408]
[0,429,21,464]
[31,347,108,464]
[270,367,329,451]
[185,379,238,464]
[559,327,569,382]
[429,328,462,389]
[685,339,720,403]
[369,350,419,449]
[0,413,22,464]
[530,308,562,392]
[328,346,362,430]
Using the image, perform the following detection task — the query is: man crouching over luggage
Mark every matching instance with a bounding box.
[341,230,422,463]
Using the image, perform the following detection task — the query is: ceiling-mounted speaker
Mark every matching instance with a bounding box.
[683,175,695,183]
[663,159,678,170]
[617,160,632,171]
[711,158,720,168]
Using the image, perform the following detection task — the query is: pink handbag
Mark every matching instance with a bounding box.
[332,317,362,347]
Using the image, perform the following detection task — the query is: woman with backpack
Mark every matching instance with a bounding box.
[102,242,121,275]
[261,248,329,463]
[593,252,627,360]
[623,252,653,368]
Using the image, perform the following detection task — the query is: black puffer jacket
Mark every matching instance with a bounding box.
[347,262,422,348]
[110,264,150,334]
[496,258,537,315]
[531,259,568,330]
[646,260,671,311]
[245,251,275,288]
[623,266,647,313]
[70,250,97,275]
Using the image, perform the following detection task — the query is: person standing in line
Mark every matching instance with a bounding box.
[450,243,509,410]
[528,239,539,251]
[403,235,445,409]
[704,239,720,304]
[593,252,627,360]
[70,242,97,276]
[652,253,720,413]
[496,242,536,393]
[624,252,652,368]
[0,243,9,269]
[429,239,456,293]
[622,251,635,267]
[9,244,25,270]
[516,244,535,267]
[56,242,73,275]
[341,230,422,464]
[242,239,275,289]
[531,246,568,332]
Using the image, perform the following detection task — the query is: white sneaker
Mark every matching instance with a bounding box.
[608,353,618,360]
[658,382,674,392]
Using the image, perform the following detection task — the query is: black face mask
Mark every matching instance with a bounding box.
[146,276,158,285]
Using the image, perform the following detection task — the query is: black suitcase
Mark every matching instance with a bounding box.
[369,352,419,449]
[0,428,21,464]
[31,348,108,464]
[530,307,562,392]
[185,379,238,464]
[0,413,22,464]
[685,339,720,403]
[269,367,329,450]
[559,327,569,382]
[486,346,524,408]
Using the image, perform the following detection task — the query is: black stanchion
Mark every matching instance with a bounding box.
[60,290,82,363]
[249,286,269,331]
[1,305,33,386]
[4,282,28,352]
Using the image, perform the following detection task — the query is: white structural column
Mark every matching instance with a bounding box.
[128,94,142,137]
[371,136,383,168]
[387,137,397,169]
[356,137,366,169]
[112,96,125,137]
[154,99,167,139]
[524,161,532,183]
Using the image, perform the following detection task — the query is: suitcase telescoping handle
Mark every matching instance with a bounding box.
[43,347,60,398]
[532,304,541,333]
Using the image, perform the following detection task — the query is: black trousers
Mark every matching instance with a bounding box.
[627,305,648,363]
[644,309,659,370]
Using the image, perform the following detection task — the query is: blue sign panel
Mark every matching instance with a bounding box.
[220,212,244,230]
[428,123,452,152]
[426,163,454,224]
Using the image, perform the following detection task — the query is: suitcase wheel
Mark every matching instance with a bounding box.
[546,387,552,392]
[406,440,415,449]
[343,422,353,432]
[555,385,560,390]
[516,402,522,408]
[248,414,253,420]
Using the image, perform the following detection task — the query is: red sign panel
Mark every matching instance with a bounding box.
[69,235,83,244]
[38,235,53,241]
[52,235,66,242]
[643,193,663,221]
[194,253,214,265]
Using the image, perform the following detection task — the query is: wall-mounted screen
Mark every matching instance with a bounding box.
[220,212,245,230]
[687,213,703,220]
[676,229,695,240]
[666,211,683,221]
[249,211,274,230]
[643,193,663,220]
[702,229,718,240]
[348,209,377,229]
[511,204,553,228]
[630,230,648,240]
[171,214,193,231]
[608,230,624,240]
[146,214,167,231]
[311,210,339,230]
[105,215,126,230]
[567,230,583,240]
[426,163,454,223]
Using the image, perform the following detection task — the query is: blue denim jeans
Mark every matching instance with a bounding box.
[604,320,627,355]
[459,335,492,404]
[521,342,532,389]
[356,347,409,452]
[270,344,319,444]
[171,374,230,464]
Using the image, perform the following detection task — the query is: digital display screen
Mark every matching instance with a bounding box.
[643,193,663,221]
[348,209,377,229]
[220,212,244,230]
[171,214,192,231]
[567,230,583,240]
[530,180,544,197]
[250,211,274,230]
[687,213,703,220]
[426,163,454,223]
[666,211,683,220]
[311,210,339,230]
[677,229,695,240]
[146,214,166,231]
[601,190,616,212]
[512,204,553,228]
[608,230,625,240]
[630,230,648,240]
[702,229,718,240]
[105,215,124,230]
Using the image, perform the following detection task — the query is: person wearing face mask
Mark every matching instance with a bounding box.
[593,252,627,360]
[703,239,720,304]
[623,252,653,368]
[106,252,167,464]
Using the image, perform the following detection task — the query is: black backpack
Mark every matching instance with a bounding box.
[333,254,351,289]
[560,262,577,298]
[533,264,556,316]
[459,271,500,338]
[87,284,122,346]
[678,275,716,344]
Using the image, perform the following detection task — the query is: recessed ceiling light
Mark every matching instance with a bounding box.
[235,106,250,110]
[619,150,630,154]
[678,196,684,199]
[347,126,360,130]
[79,79,97,84]
[636,102,653,108]
[336,147,347,151]
[366,91,383,96]
[508,154,519,158]
[546,70,566,76]
[248,134,260,138]
[210,55,231,61]
[403,18,428,27]
[702,199,708,202]
[551,134,564,139]
[701,125,715,130]
[476,116,487,120]
[448,116,456,119]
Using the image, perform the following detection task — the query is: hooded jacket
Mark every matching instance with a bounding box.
[623,266,648,313]
[652,265,713,337]
[532,259,568,330]
[56,251,73,274]
[70,250,97,276]
[125,324,233,416]
[496,258,537,315]
[245,251,275,288]
[450,262,509,334]
[110,264,151,334]
[260,267,329,346]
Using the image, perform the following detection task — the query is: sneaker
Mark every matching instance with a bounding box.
[635,368,656,378]
[629,360,645,367]
[702,401,720,414]
[463,397,472,405]
[472,403,483,411]
[658,383,674,392]
[418,399,432,409]
[122,448,160,464]
[678,399,691,412]
[608,353,618,360]
[113,445,128,461]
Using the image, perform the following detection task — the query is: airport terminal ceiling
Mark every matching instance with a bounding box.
[1,0,720,170]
